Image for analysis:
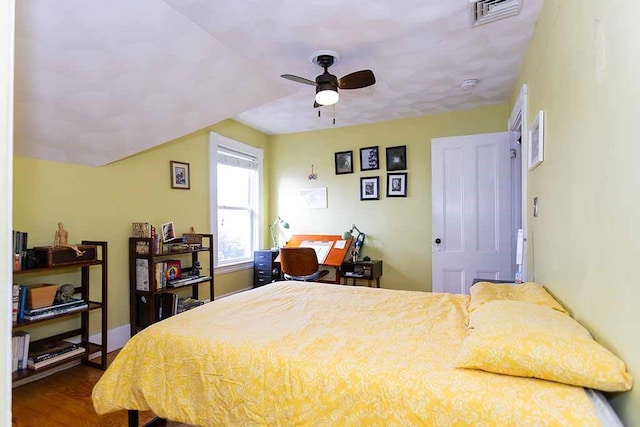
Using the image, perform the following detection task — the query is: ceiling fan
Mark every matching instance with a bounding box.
[281,50,376,108]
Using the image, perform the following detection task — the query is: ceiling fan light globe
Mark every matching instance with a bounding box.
[315,89,339,106]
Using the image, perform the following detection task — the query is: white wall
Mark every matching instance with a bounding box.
[1,1,15,425]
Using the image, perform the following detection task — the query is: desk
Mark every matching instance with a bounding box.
[278,234,353,284]
[341,260,383,287]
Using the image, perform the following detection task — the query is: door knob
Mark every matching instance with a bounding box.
[435,238,441,244]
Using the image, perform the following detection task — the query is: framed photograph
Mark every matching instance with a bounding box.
[386,145,407,171]
[360,176,380,201]
[161,221,176,243]
[528,111,544,170]
[334,150,353,175]
[359,146,379,171]
[387,172,408,197]
[170,161,190,189]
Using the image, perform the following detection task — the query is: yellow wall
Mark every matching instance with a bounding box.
[269,104,509,292]
[12,119,269,334]
[513,0,640,423]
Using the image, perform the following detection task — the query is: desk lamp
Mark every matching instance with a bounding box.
[342,224,366,261]
[270,216,290,249]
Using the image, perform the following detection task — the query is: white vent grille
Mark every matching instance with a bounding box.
[470,0,523,27]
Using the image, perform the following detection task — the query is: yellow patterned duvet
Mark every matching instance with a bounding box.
[93,282,600,426]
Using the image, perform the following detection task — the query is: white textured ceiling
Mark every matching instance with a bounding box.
[14,0,543,166]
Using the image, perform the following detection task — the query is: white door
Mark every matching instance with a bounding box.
[432,132,512,294]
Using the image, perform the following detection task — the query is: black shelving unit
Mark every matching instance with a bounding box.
[128,234,214,336]
[12,240,108,382]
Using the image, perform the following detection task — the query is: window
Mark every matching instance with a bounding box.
[209,132,263,272]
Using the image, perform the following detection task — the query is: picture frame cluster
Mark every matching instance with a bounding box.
[334,145,408,199]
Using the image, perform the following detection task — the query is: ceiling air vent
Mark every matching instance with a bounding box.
[469,0,523,27]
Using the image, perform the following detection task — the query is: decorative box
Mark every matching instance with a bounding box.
[33,245,97,268]
[28,284,58,309]
[182,233,203,245]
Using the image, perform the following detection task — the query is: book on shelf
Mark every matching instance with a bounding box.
[12,230,28,271]
[12,285,19,322]
[165,260,181,282]
[22,301,88,320]
[155,262,166,288]
[17,285,28,321]
[157,293,178,321]
[12,331,30,371]
[11,335,19,372]
[28,346,86,370]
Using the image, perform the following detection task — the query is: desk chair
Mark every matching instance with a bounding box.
[279,247,330,282]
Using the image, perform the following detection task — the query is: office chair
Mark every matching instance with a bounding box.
[279,247,330,282]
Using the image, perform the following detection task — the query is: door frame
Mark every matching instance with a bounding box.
[508,84,528,281]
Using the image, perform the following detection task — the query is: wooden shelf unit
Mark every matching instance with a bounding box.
[12,240,108,382]
[128,234,214,337]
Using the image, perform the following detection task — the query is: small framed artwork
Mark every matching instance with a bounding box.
[386,145,407,171]
[360,176,380,201]
[387,172,408,197]
[359,146,379,171]
[161,221,176,243]
[334,150,353,175]
[170,161,190,189]
[528,111,544,170]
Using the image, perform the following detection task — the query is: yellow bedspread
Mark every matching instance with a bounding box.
[93,282,600,426]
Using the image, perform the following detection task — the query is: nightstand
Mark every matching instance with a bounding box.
[340,260,383,287]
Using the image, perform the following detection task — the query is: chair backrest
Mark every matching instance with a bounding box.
[279,247,320,277]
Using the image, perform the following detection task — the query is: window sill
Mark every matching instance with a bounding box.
[214,260,253,275]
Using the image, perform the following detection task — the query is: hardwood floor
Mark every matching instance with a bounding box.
[12,351,160,427]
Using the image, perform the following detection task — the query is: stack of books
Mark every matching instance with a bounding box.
[23,298,88,321]
[12,331,30,372]
[177,297,205,313]
[27,340,86,370]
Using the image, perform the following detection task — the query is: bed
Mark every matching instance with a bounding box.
[92,281,632,426]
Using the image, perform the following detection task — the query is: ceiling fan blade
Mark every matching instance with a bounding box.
[338,70,376,90]
[281,74,316,86]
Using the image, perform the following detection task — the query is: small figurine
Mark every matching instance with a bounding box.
[191,261,202,277]
[55,284,76,303]
[54,222,85,257]
[188,226,195,234]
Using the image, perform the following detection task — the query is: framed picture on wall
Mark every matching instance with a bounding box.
[359,146,379,171]
[387,172,407,197]
[360,176,380,201]
[170,161,190,189]
[528,111,544,170]
[334,150,353,175]
[385,145,407,171]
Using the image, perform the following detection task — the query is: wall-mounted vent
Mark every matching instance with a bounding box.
[469,0,522,27]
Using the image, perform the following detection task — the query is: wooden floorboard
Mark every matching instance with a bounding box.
[12,351,162,427]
